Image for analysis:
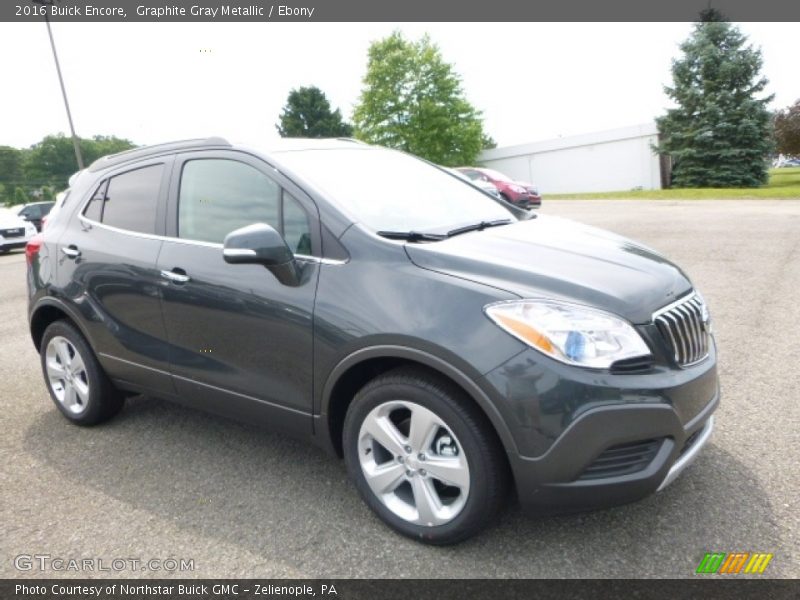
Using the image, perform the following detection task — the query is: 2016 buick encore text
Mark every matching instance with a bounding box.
[26,138,718,544]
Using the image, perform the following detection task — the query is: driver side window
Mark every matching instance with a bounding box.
[178,158,310,253]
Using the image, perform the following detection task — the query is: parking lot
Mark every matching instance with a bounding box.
[1,199,798,578]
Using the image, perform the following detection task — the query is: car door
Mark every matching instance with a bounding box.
[58,158,175,395]
[157,150,320,435]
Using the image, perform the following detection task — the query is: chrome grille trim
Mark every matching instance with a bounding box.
[653,292,710,367]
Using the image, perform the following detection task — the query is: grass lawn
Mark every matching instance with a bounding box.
[548,167,800,199]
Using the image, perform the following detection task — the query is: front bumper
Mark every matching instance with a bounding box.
[1,232,35,250]
[0,240,30,250]
[482,342,719,513]
[657,414,714,491]
[506,393,718,512]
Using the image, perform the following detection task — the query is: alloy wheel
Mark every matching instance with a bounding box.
[357,400,470,527]
[45,336,90,415]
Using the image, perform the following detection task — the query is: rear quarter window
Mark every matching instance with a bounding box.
[83,165,164,234]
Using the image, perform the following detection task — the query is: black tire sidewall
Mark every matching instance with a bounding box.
[343,372,505,545]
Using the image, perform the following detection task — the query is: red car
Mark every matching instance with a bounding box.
[457,167,541,209]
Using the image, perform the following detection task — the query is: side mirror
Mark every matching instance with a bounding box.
[223,223,300,286]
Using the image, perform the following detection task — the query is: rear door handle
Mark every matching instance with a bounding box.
[160,269,191,284]
[61,245,81,259]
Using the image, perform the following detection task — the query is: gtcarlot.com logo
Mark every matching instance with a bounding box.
[696,552,773,574]
[14,554,195,573]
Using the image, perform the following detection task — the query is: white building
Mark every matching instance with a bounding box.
[477,123,665,195]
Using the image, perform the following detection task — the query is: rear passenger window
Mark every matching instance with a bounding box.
[83,165,163,234]
[83,181,107,223]
[102,165,163,234]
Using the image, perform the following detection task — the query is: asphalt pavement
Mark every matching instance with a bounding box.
[1,199,798,578]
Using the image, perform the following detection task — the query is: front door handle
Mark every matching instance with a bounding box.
[61,245,81,259]
[160,269,191,284]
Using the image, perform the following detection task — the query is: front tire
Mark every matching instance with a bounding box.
[343,367,509,545]
[40,320,124,425]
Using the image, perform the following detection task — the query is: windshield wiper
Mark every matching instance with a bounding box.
[446,219,513,238]
[377,230,448,242]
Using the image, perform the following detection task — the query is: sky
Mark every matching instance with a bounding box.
[0,22,797,150]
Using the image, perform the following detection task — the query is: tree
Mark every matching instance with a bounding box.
[23,134,136,190]
[353,32,488,166]
[656,10,774,187]
[774,99,800,156]
[14,187,29,207]
[0,146,24,192]
[276,86,353,138]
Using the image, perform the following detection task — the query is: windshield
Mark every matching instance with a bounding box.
[275,147,515,233]
[479,168,514,183]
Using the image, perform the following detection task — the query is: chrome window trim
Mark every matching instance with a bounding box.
[77,214,346,263]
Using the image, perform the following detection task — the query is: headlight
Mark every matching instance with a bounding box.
[510,184,527,194]
[485,299,651,369]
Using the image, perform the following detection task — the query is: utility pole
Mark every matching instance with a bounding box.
[34,0,84,170]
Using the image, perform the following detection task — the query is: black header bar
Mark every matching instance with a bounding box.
[3,0,800,22]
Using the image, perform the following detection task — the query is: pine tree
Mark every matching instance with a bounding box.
[276,87,353,138]
[656,10,774,187]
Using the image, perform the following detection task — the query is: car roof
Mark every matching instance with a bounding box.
[85,136,368,175]
[253,138,366,153]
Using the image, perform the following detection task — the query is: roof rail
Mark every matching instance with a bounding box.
[88,137,231,172]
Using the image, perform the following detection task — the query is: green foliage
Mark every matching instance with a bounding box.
[0,146,25,194]
[774,99,800,156]
[14,187,29,206]
[22,134,136,190]
[656,10,774,187]
[547,168,800,200]
[353,31,488,167]
[276,86,353,138]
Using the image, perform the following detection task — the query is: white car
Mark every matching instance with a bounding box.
[0,207,38,254]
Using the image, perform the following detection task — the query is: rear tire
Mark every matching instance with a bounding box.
[40,320,124,425]
[343,366,509,545]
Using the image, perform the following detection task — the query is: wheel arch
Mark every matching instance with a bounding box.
[319,345,519,459]
[29,298,92,352]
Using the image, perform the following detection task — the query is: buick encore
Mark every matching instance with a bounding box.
[26,138,719,544]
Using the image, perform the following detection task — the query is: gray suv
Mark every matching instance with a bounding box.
[26,138,718,544]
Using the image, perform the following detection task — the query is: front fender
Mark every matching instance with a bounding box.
[316,343,521,458]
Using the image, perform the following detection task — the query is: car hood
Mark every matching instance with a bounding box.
[404,215,692,324]
[0,213,28,229]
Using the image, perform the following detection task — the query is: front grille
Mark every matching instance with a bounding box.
[0,228,25,238]
[654,293,710,367]
[577,438,662,481]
